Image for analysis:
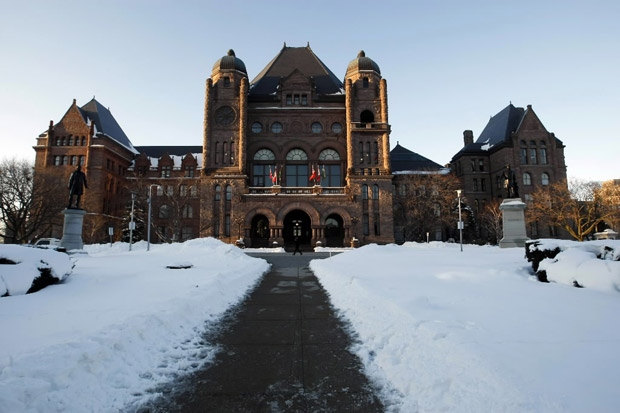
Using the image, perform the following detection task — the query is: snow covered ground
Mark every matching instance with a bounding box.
[310,242,620,412]
[0,239,268,412]
[2,239,619,412]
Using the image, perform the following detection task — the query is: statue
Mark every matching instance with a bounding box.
[502,163,519,198]
[67,165,88,209]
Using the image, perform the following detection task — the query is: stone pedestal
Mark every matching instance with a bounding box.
[499,198,530,248]
[61,208,87,251]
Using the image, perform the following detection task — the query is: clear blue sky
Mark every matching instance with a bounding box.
[1,0,618,181]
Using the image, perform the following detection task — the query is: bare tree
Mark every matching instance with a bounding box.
[0,158,65,243]
[528,178,620,241]
[478,198,503,245]
[393,173,461,242]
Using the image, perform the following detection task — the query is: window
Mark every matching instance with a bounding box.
[362,184,368,200]
[363,77,369,88]
[523,172,532,186]
[311,122,322,133]
[433,203,441,217]
[372,185,379,200]
[166,185,173,196]
[470,159,476,172]
[331,122,342,133]
[540,147,548,164]
[473,178,478,191]
[223,142,228,165]
[214,221,220,237]
[374,213,380,235]
[286,95,292,105]
[225,185,232,201]
[319,164,341,187]
[479,159,484,171]
[530,148,537,164]
[182,205,193,219]
[253,164,275,187]
[373,142,379,164]
[62,156,68,165]
[254,148,275,160]
[215,142,221,164]
[285,164,308,186]
[318,148,340,161]
[54,155,61,166]
[55,137,60,146]
[399,184,407,197]
[159,205,170,219]
[223,77,230,87]
[71,155,77,166]
[359,142,364,163]
[79,155,85,166]
[286,148,308,161]
[520,148,528,164]
[541,173,550,186]
[190,186,197,197]
[363,214,369,235]
[161,165,171,178]
[214,185,221,201]
[68,136,73,146]
[180,185,187,197]
[481,178,486,192]
[360,110,374,123]
[251,122,263,133]
[181,227,193,241]
[62,137,67,146]
[184,165,195,177]
[271,122,283,133]
[81,137,86,146]
[157,186,164,196]
[301,94,307,105]
[294,95,300,105]
[224,214,230,237]
[524,194,533,203]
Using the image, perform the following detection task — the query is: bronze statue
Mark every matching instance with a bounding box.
[502,163,519,198]
[67,165,88,209]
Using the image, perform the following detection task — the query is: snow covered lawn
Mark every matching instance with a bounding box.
[0,238,268,412]
[310,242,620,412]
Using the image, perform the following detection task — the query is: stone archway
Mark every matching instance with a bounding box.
[250,214,270,248]
[283,210,312,248]
[325,214,344,247]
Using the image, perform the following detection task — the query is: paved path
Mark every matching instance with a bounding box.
[147,252,383,412]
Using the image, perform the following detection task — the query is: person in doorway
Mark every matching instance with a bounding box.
[293,236,302,255]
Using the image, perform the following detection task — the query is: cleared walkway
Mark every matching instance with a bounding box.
[147,252,383,412]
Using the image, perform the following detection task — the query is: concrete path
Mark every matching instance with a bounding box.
[146,252,383,412]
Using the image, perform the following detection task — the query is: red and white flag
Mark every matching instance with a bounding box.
[309,164,317,182]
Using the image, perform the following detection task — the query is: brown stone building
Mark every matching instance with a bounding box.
[450,103,568,239]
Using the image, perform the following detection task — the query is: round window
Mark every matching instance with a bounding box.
[251,122,262,133]
[271,122,283,133]
[331,122,342,133]
[311,122,323,133]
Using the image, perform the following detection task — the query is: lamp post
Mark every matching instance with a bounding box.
[456,189,463,252]
[147,184,161,252]
[129,191,136,251]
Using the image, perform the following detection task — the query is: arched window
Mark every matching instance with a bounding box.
[372,185,379,200]
[286,149,308,160]
[254,148,276,160]
[541,173,550,186]
[523,172,532,186]
[318,149,340,161]
[214,185,221,201]
[62,137,67,146]
[362,184,369,200]
[182,205,193,219]
[360,110,374,123]
[225,185,232,201]
[62,156,68,165]
[539,141,548,164]
[55,137,60,146]
[159,205,170,219]
[68,136,73,146]
[81,137,86,146]
[54,156,61,166]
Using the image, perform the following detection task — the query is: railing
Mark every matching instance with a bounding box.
[350,122,390,131]
[247,186,346,195]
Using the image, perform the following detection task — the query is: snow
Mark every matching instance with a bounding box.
[2,239,620,412]
[310,242,620,412]
[0,245,73,296]
[0,238,268,412]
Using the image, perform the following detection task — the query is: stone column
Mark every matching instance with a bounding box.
[60,209,87,251]
[345,79,354,175]
[238,78,248,174]
[499,198,530,248]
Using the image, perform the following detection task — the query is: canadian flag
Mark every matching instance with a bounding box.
[272,165,278,184]
[309,164,317,182]
[269,166,273,181]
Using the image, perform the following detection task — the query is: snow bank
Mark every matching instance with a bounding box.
[310,242,620,412]
[528,239,620,292]
[0,238,269,412]
[0,245,73,296]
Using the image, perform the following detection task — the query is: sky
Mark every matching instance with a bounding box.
[1,0,618,181]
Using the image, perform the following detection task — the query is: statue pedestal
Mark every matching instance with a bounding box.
[61,209,87,251]
[499,198,530,248]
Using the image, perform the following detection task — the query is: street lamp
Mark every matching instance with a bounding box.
[456,189,463,252]
[147,184,161,252]
[129,191,136,251]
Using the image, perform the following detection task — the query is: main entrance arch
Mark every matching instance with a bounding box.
[250,214,270,248]
[325,214,344,247]
[283,210,311,247]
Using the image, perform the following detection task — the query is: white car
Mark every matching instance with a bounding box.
[33,238,62,248]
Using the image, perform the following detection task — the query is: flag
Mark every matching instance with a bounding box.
[316,165,321,184]
[272,165,277,184]
[269,166,273,182]
[309,164,316,182]
[278,165,282,184]
[321,165,326,183]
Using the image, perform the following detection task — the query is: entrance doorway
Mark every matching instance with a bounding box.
[283,210,311,248]
[325,214,344,247]
[250,215,270,248]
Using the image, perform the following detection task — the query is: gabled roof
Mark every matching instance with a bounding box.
[390,143,444,173]
[249,45,344,96]
[476,103,526,146]
[79,99,137,154]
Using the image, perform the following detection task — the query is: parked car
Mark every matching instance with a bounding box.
[34,238,62,248]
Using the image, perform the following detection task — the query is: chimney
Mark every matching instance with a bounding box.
[463,130,474,146]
